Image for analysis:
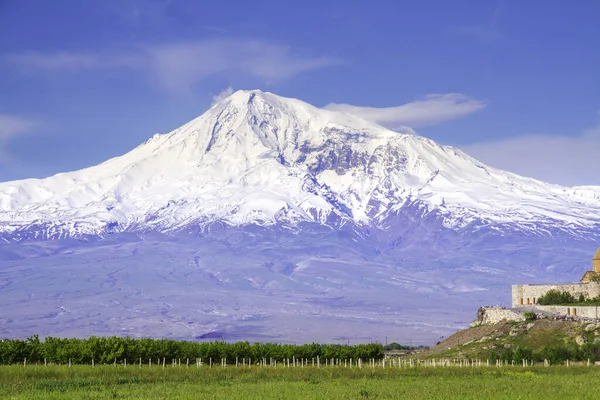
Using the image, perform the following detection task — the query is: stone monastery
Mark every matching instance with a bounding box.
[473,248,600,325]
[511,247,600,318]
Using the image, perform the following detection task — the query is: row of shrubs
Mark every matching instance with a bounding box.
[490,343,600,364]
[383,342,429,351]
[536,289,600,305]
[0,335,384,365]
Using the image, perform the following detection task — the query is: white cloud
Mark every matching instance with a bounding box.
[211,86,234,105]
[0,115,37,142]
[0,115,38,166]
[461,123,600,186]
[144,39,339,93]
[7,52,140,71]
[325,94,487,129]
[6,38,340,94]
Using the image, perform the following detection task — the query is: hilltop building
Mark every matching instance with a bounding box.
[511,247,600,319]
[580,248,600,283]
[473,248,600,326]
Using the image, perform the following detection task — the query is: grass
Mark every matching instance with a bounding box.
[1,364,600,399]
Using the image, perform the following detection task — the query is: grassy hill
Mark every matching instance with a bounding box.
[415,318,600,362]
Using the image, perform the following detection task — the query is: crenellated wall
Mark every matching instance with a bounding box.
[512,283,600,308]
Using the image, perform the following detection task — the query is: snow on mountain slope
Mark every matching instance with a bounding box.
[1,89,599,239]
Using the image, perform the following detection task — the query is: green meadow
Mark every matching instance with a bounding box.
[0,364,598,399]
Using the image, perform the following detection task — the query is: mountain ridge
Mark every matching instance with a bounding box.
[1,89,599,241]
[1,90,599,343]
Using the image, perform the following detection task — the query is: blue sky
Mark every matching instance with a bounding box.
[0,0,598,185]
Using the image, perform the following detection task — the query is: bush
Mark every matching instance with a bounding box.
[383,342,426,351]
[491,343,600,364]
[523,312,536,321]
[537,290,576,305]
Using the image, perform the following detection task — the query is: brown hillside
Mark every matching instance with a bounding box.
[415,319,599,359]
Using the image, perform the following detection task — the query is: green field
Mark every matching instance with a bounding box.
[1,364,598,399]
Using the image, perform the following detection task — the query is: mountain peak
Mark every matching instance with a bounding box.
[212,89,290,112]
[1,91,600,240]
[218,89,266,105]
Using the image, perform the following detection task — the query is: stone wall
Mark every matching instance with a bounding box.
[511,283,600,308]
[534,305,600,319]
[471,307,525,327]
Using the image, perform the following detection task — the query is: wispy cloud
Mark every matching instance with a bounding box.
[211,86,234,105]
[448,1,505,44]
[325,94,487,129]
[8,52,141,71]
[5,38,341,94]
[0,115,38,166]
[461,120,600,186]
[0,115,38,142]
[144,39,340,92]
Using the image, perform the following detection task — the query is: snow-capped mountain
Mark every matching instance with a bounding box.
[1,89,600,240]
[1,90,600,345]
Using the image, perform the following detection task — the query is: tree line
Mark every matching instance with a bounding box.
[0,335,384,365]
[490,342,600,364]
